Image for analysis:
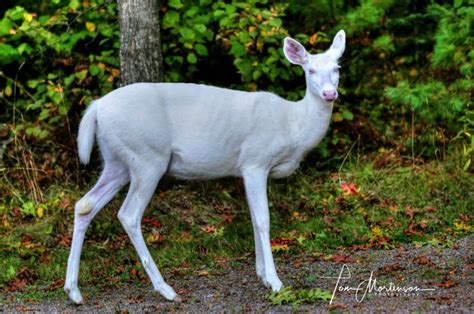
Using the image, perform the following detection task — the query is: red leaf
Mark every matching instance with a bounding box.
[48,279,64,291]
[340,182,358,196]
[11,207,21,217]
[202,225,218,234]
[413,255,436,267]
[330,254,354,263]
[382,263,405,272]
[143,217,162,228]
[433,279,457,288]
[404,222,422,236]
[405,206,416,219]
[271,237,295,246]
[8,278,28,291]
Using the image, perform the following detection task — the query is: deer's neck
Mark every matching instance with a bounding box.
[289,88,334,150]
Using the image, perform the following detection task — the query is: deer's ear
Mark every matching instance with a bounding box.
[328,30,346,60]
[283,37,308,65]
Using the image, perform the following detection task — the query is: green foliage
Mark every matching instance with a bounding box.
[266,286,332,305]
[327,0,472,158]
[1,1,120,140]
[161,0,305,98]
[0,0,472,206]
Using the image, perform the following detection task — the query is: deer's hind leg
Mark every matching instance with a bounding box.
[65,145,130,304]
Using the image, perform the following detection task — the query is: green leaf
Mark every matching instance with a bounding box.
[194,24,207,33]
[213,10,225,18]
[463,159,471,171]
[69,0,80,10]
[179,27,195,40]
[269,18,282,28]
[234,58,252,79]
[17,43,32,55]
[168,0,183,9]
[0,18,13,36]
[185,6,199,17]
[58,105,68,115]
[187,52,197,64]
[230,42,246,57]
[454,0,463,8]
[0,43,19,62]
[64,74,75,87]
[26,80,39,89]
[89,64,101,76]
[342,110,354,120]
[99,24,114,37]
[7,6,26,21]
[75,69,88,82]
[252,70,261,80]
[195,43,208,56]
[163,10,180,27]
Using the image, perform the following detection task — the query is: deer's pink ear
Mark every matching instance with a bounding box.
[283,37,308,65]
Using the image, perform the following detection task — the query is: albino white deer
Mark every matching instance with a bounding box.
[64,30,346,304]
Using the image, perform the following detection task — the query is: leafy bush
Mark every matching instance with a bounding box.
[1,1,120,139]
[0,0,472,201]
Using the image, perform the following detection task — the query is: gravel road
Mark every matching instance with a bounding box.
[2,236,472,313]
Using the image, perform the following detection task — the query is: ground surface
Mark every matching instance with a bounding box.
[1,236,472,313]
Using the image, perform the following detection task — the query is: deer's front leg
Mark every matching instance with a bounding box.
[243,168,283,292]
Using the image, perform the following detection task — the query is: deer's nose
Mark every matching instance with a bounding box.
[322,90,337,101]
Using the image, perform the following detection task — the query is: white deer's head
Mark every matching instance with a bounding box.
[284,30,346,102]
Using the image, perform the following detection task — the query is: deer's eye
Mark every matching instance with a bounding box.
[309,68,316,75]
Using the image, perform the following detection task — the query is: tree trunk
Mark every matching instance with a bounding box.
[117,0,163,85]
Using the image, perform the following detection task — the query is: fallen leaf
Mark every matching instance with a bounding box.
[405,206,416,219]
[48,279,64,291]
[340,182,358,196]
[426,295,453,305]
[271,237,295,252]
[413,255,436,267]
[146,233,165,244]
[202,225,217,234]
[8,278,28,291]
[382,263,405,272]
[330,254,354,263]
[404,222,423,236]
[328,303,347,310]
[433,278,457,288]
[11,207,21,217]
[57,234,72,247]
[197,270,209,276]
[143,217,162,228]
[351,244,369,250]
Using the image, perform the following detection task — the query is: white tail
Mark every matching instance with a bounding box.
[77,100,98,164]
[65,30,346,304]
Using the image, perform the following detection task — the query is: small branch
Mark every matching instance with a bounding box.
[0,71,37,102]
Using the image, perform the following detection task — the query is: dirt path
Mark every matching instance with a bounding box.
[2,236,473,313]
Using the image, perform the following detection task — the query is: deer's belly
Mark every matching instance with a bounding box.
[167,146,240,180]
[269,161,300,178]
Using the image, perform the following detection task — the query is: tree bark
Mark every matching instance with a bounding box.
[117,0,163,85]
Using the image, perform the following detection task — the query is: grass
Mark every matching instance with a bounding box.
[0,147,472,301]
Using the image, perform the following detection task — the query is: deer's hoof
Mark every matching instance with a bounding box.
[157,282,178,302]
[65,286,84,305]
[262,276,283,292]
